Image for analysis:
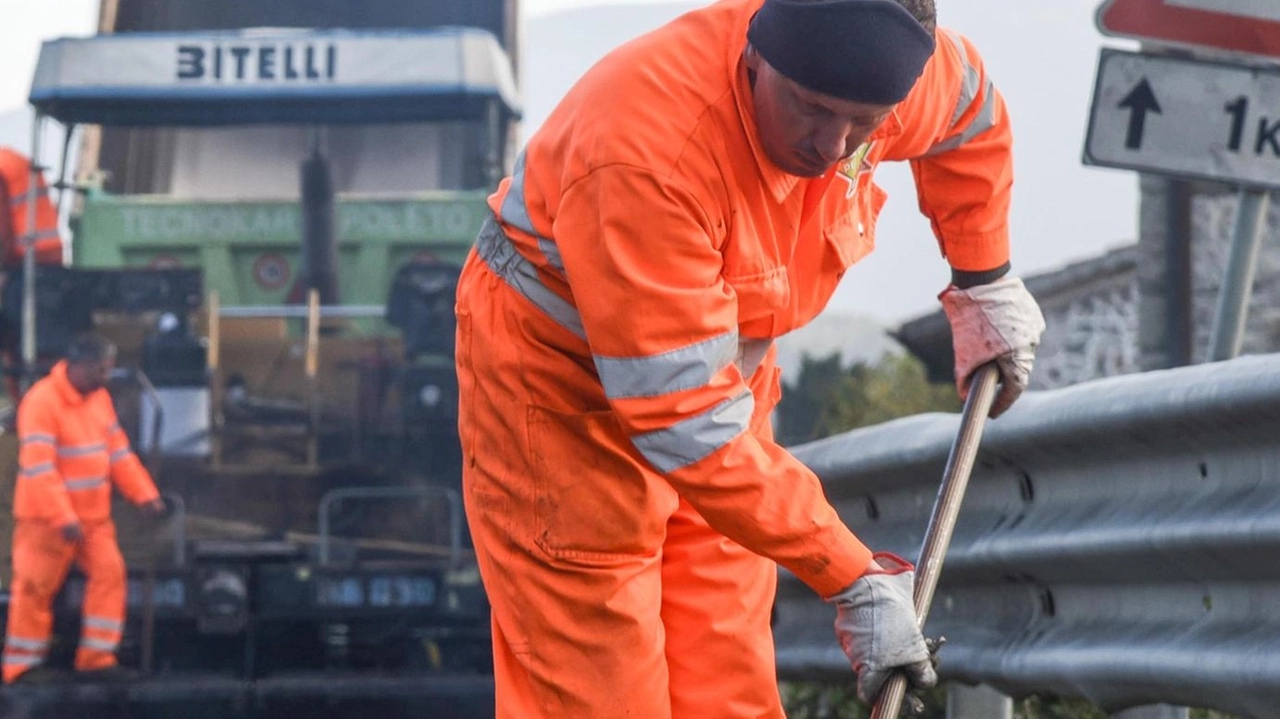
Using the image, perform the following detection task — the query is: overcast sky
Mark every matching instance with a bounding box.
[1,0,1141,323]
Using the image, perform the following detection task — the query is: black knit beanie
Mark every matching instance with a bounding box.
[747,0,936,104]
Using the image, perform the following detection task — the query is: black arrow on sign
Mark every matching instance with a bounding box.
[1118,78,1161,150]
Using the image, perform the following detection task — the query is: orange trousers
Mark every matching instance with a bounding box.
[3,519,126,682]
[458,263,784,718]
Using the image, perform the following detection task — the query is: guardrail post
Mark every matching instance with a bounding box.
[945,682,1011,719]
[1111,705,1190,719]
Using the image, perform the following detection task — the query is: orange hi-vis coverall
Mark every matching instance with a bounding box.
[0,147,65,268]
[455,0,1012,715]
[3,361,160,682]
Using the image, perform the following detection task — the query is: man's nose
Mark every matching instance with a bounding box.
[814,128,849,164]
[815,122,865,165]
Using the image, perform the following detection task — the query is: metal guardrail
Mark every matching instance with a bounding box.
[776,353,1280,719]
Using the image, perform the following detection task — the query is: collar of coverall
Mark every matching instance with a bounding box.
[747,0,936,105]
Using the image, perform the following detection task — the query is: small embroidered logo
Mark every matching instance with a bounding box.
[835,141,874,198]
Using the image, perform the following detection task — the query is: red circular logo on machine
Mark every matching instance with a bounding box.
[253,253,291,289]
[148,254,182,269]
[411,249,440,264]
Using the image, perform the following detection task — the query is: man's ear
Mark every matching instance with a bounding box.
[743,42,761,71]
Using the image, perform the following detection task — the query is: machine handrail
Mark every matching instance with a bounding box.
[218,304,385,319]
[317,485,463,569]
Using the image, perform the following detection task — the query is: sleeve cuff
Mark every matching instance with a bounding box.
[951,261,1011,288]
[939,229,1009,272]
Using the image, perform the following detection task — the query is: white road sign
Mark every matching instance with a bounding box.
[1083,48,1280,189]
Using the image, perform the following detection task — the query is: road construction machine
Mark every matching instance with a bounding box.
[0,1,519,715]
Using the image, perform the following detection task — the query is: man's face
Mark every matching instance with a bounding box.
[746,49,897,178]
[67,354,115,395]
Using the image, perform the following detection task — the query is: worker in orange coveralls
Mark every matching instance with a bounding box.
[455,0,1046,715]
[0,146,65,269]
[3,334,165,684]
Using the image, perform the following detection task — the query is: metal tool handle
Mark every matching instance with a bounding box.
[870,363,1000,719]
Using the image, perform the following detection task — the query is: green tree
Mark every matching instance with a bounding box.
[775,351,959,447]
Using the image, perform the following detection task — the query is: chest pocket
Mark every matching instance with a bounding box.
[823,179,888,274]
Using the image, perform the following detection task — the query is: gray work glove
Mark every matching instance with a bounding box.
[827,553,937,704]
[939,276,1046,418]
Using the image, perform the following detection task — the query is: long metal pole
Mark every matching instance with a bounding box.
[20,113,43,389]
[208,291,222,469]
[870,364,999,719]
[305,288,321,468]
[1207,188,1270,362]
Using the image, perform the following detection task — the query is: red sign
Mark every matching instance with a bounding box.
[1097,0,1280,59]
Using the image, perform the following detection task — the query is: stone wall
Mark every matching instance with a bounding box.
[1027,246,1140,390]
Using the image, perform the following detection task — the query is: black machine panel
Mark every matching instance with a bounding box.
[385,261,461,361]
[91,268,204,313]
[2,267,203,358]
[1,266,95,358]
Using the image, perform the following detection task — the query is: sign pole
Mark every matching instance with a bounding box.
[1207,188,1271,361]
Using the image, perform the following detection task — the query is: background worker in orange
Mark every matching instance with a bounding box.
[0,146,65,269]
[3,334,165,683]
[455,0,1046,716]
[0,147,67,402]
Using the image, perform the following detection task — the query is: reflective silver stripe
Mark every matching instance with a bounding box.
[23,229,59,242]
[537,237,565,274]
[110,448,131,464]
[499,150,537,236]
[595,330,737,400]
[20,433,55,446]
[942,30,980,128]
[924,78,997,157]
[65,476,107,491]
[925,32,999,157]
[5,636,48,652]
[475,216,586,340]
[84,616,123,633]
[736,338,772,379]
[2,654,43,667]
[7,187,51,206]
[58,442,107,457]
[19,462,55,478]
[499,151,566,273]
[79,637,118,652]
[632,390,753,473]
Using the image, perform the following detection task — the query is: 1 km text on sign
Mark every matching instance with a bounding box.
[1084,48,1280,190]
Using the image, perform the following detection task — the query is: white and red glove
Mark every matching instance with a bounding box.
[827,554,937,704]
[939,276,1045,418]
